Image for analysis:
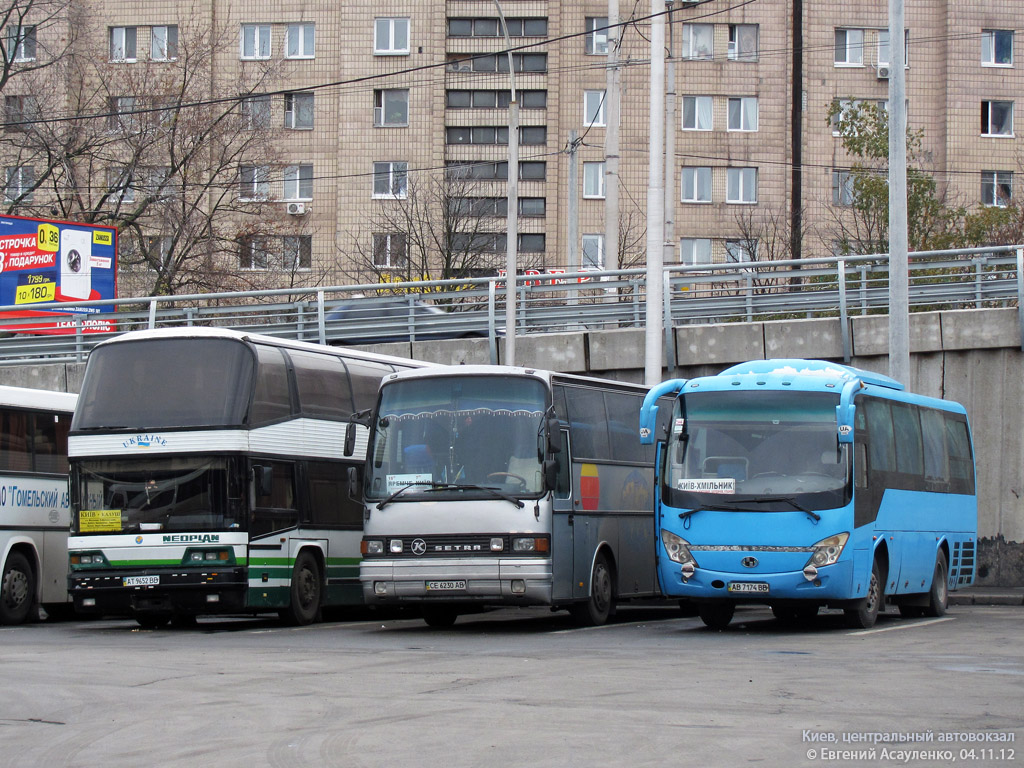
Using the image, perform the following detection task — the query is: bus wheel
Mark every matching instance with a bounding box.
[570,553,614,626]
[923,550,949,618]
[845,560,882,629]
[0,552,35,625]
[282,551,322,626]
[698,602,735,629]
[421,606,459,628]
[135,612,172,629]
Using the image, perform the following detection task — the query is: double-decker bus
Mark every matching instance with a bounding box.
[359,365,669,626]
[639,359,977,629]
[0,385,76,624]
[66,328,425,627]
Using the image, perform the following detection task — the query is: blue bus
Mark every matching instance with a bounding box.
[639,359,977,629]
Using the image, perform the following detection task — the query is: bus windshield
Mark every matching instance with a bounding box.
[73,339,255,430]
[366,376,547,500]
[73,457,242,534]
[665,390,850,512]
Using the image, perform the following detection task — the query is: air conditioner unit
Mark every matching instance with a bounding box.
[876,65,890,79]
[287,202,306,215]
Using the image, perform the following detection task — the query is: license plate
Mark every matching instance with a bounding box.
[425,580,466,591]
[728,581,768,593]
[124,575,160,587]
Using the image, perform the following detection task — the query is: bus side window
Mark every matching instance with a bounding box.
[251,461,298,537]
[308,461,362,528]
[855,443,868,489]
[0,408,30,472]
[554,429,571,499]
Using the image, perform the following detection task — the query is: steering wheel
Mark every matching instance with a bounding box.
[487,472,527,486]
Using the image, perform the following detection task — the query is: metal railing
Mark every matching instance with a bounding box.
[0,245,1020,367]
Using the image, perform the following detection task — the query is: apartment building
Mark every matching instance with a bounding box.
[1,0,1021,291]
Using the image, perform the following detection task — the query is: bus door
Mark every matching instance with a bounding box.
[550,427,575,601]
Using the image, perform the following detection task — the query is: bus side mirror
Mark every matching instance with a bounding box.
[543,459,558,491]
[546,417,562,454]
[253,465,273,497]
[347,466,360,500]
[344,423,357,457]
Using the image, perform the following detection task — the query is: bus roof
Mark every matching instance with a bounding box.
[0,384,77,412]
[716,359,904,391]
[380,364,650,393]
[89,327,432,369]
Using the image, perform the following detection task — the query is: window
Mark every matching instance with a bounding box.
[878,28,909,67]
[445,89,547,110]
[446,161,507,181]
[682,24,713,60]
[5,166,33,202]
[519,233,545,253]
[286,23,315,58]
[283,165,313,201]
[519,161,546,180]
[585,17,608,55]
[107,96,137,132]
[681,167,712,203]
[981,171,1012,207]
[141,166,173,199]
[981,101,1013,136]
[583,162,605,198]
[375,18,410,55]
[520,126,547,145]
[831,98,861,135]
[373,161,408,198]
[373,233,408,268]
[447,18,547,38]
[4,95,38,131]
[6,25,36,62]
[584,90,606,127]
[239,164,269,200]
[834,29,864,66]
[727,96,758,131]
[239,237,271,270]
[726,167,757,203]
[680,238,711,266]
[241,94,271,129]
[582,234,604,268]
[374,89,409,127]
[107,167,135,203]
[982,30,1013,67]
[109,26,137,62]
[520,197,545,217]
[832,169,855,206]
[283,236,312,270]
[728,24,758,62]
[682,95,712,131]
[464,53,546,73]
[726,240,756,264]
[241,24,270,60]
[151,25,178,61]
[284,92,313,129]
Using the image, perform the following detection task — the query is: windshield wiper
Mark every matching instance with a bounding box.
[679,501,745,521]
[376,481,525,510]
[739,496,821,521]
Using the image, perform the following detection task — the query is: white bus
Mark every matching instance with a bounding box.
[0,385,77,625]
[359,365,669,626]
[67,328,426,627]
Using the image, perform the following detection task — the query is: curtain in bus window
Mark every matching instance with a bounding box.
[290,350,351,420]
[250,345,292,424]
[920,408,948,485]
[891,402,923,476]
[0,409,31,472]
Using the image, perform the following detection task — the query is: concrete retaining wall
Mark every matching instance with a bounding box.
[3,306,1021,585]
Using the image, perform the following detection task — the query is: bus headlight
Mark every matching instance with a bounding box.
[361,540,384,555]
[512,537,550,553]
[661,530,697,567]
[805,533,849,568]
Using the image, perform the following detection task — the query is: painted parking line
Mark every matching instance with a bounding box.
[848,616,955,636]
[551,616,699,634]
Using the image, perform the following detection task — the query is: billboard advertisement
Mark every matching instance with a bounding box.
[0,215,117,334]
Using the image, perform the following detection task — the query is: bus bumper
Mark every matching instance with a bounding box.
[658,559,855,603]
[68,567,249,616]
[361,557,553,605]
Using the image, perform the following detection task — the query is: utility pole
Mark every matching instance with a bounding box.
[644,0,666,386]
[495,0,518,366]
[605,0,621,271]
[664,2,677,278]
[888,0,909,385]
[567,130,579,305]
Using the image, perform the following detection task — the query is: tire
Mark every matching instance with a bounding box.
[281,550,322,626]
[0,551,35,625]
[569,552,614,626]
[845,559,883,629]
[923,550,949,618]
[421,606,459,628]
[135,612,172,629]
[698,602,735,630]
[771,604,819,624]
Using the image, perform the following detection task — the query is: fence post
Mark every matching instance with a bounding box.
[974,257,984,308]
[317,290,326,346]
[838,259,850,362]
[744,272,753,322]
[148,299,157,329]
[663,268,676,371]
[1017,247,1024,352]
[75,317,84,363]
[488,280,498,365]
